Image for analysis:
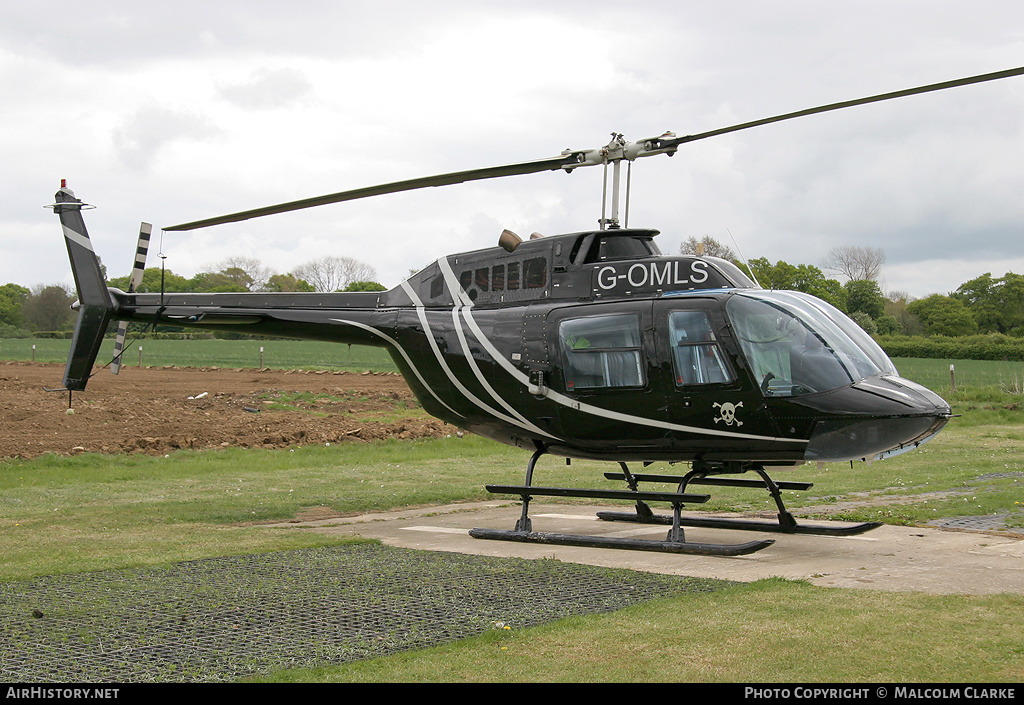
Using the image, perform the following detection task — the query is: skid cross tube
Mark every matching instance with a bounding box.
[617,461,656,522]
[597,463,882,536]
[470,451,776,556]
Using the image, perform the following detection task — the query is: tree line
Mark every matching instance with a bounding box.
[0,255,384,337]
[680,235,1024,339]
[4,238,1019,341]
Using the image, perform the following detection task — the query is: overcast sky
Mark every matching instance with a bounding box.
[4,0,1023,298]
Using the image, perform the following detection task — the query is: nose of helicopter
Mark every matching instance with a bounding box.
[801,375,952,462]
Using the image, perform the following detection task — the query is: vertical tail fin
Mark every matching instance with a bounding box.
[50,183,115,391]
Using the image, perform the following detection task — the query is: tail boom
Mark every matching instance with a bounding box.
[51,184,396,390]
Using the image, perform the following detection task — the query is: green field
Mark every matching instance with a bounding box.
[0,338,399,372]
[894,357,1024,393]
[6,337,1024,390]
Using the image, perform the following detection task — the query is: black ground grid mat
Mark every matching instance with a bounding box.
[1,544,731,683]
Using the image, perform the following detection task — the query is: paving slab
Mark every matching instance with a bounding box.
[263,501,1024,595]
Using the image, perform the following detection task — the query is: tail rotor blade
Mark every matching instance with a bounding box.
[110,321,130,375]
[111,222,152,375]
[128,222,152,292]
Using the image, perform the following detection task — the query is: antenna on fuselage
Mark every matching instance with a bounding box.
[727,228,761,288]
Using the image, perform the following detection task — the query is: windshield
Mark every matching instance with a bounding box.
[726,291,897,397]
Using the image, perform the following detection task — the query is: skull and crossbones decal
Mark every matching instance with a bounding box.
[713,401,743,426]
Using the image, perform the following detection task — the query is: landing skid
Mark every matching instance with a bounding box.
[598,463,882,537]
[471,448,776,557]
[468,527,773,556]
[594,511,881,537]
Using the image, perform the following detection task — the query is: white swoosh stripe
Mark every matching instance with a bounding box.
[62,224,93,251]
[328,317,462,418]
[399,280,557,439]
[449,305,553,436]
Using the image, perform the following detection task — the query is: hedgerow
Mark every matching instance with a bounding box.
[876,334,1024,361]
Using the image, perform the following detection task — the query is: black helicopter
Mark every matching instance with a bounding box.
[50,67,1023,556]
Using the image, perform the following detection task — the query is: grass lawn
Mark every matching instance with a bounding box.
[2,418,1023,681]
[259,580,1023,683]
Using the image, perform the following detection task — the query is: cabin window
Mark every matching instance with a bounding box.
[492,264,505,291]
[507,261,520,290]
[559,314,644,390]
[475,267,490,291]
[430,275,444,299]
[524,257,547,289]
[668,311,733,386]
[459,270,472,291]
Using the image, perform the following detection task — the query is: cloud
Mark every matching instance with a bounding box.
[112,105,222,169]
[0,1,494,67]
[7,1,1024,298]
[216,67,314,109]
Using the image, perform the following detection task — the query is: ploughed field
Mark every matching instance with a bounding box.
[0,362,450,459]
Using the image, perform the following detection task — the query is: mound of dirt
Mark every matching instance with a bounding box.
[0,362,455,459]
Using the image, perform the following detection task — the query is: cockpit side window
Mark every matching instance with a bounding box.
[668,311,734,386]
[559,314,645,391]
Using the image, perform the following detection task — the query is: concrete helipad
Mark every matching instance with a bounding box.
[264,501,1024,595]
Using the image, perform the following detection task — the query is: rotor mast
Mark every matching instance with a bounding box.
[566,132,679,230]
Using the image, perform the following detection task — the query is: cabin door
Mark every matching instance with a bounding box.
[653,298,776,456]
[547,302,670,453]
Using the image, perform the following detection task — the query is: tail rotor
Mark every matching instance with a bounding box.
[110,222,152,374]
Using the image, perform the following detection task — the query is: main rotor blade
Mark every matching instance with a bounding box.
[665,65,1024,147]
[164,154,579,231]
[165,66,1024,232]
